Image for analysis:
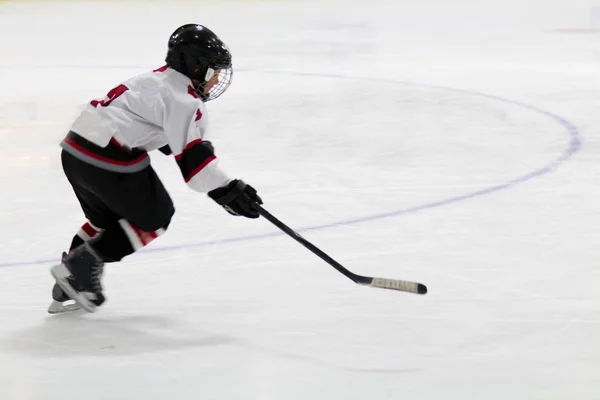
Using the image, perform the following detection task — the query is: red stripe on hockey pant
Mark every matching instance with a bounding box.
[136,228,158,247]
[129,222,159,246]
[81,223,99,238]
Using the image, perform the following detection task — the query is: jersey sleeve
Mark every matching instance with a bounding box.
[157,86,231,193]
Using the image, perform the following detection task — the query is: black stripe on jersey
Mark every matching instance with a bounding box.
[62,131,150,173]
[175,140,216,182]
[65,131,148,164]
[158,145,172,155]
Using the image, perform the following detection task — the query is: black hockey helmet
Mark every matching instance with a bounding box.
[166,24,233,101]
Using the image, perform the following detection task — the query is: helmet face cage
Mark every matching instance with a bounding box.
[204,66,233,101]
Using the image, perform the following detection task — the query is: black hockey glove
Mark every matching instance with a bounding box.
[208,179,262,219]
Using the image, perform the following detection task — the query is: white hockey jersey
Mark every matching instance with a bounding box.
[61,65,231,193]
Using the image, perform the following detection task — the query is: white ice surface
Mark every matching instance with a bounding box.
[1,0,600,399]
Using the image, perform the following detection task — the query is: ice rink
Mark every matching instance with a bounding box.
[1,0,600,398]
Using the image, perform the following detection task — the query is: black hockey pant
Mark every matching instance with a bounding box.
[61,150,175,262]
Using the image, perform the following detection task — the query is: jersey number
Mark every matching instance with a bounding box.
[91,84,128,108]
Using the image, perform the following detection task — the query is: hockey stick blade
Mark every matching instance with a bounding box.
[252,203,428,295]
[357,276,427,294]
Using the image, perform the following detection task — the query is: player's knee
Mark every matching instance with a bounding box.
[134,205,175,233]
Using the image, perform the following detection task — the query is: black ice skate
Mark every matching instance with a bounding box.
[47,283,82,314]
[50,244,106,313]
[48,253,82,314]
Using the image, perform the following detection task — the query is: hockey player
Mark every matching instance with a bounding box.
[49,24,262,314]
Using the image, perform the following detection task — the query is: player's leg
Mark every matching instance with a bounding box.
[50,151,122,312]
[48,221,103,313]
[69,221,103,252]
[49,154,120,313]
[50,150,174,313]
[78,160,175,264]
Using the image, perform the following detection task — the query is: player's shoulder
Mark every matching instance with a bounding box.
[153,67,203,109]
[117,69,162,100]
[122,66,201,113]
[122,67,169,89]
[148,66,190,91]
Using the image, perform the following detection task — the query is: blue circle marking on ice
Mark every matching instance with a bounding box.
[0,71,581,269]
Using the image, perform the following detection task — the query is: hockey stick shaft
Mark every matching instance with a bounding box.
[253,203,358,281]
[251,203,427,295]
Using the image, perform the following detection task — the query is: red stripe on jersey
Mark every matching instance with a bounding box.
[153,65,168,73]
[195,109,202,121]
[187,85,199,99]
[175,138,203,161]
[91,85,128,108]
[81,223,98,238]
[63,138,148,166]
[184,154,216,183]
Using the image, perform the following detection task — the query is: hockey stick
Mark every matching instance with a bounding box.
[251,203,427,295]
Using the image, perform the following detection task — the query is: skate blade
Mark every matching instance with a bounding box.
[50,264,97,313]
[47,300,81,314]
